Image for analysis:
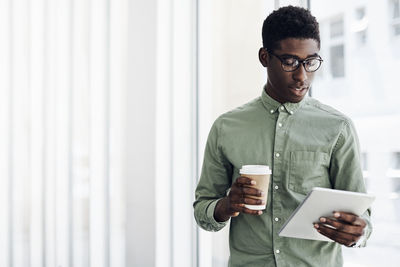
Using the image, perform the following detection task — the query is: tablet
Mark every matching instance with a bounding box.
[278,187,375,242]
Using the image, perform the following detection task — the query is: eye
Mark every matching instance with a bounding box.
[306,58,318,67]
[282,57,298,66]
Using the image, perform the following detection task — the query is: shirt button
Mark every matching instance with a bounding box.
[289,110,294,114]
[275,217,279,222]
[280,106,284,111]
[276,249,280,254]
[275,153,280,158]
[270,109,274,113]
[274,185,279,190]
[278,122,282,127]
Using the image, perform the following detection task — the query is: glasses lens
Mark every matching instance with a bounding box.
[281,58,299,71]
[304,58,321,72]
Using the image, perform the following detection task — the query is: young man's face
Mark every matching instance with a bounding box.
[259,38,321,103]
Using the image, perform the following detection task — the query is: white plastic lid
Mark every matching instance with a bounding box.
[240,165,271,175]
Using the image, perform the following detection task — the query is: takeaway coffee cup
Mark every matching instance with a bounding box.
[239,165,272,210]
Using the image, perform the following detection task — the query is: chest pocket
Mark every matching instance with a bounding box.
[289,151,331,195]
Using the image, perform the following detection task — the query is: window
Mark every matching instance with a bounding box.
[329,17,345,78]
[391,152,400,169]
[389,152,400,223]
[354,7,368,46]
[356,7,366,20]
[390,0,400,36]
[392,0,400,19]
[361,152,369,171]
[392,177,400,192]
[356,30,367,45]
[330,19,344,38]
[329,44,345,77]
[361,152,370,188]
[314,1,400,266]
[387,152,400,178]
[394,24,400,35]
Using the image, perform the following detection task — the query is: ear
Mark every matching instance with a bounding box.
[259,47,269,68]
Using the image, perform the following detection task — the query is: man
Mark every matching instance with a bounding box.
[193,5,372,267]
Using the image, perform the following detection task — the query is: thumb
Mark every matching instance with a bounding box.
[231,212,240,217]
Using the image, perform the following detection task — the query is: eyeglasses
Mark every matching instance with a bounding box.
[267,50,323,72]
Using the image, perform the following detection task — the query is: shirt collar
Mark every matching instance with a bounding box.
[261,85,308,115]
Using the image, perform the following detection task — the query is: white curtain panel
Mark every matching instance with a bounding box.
[0,0,128,266]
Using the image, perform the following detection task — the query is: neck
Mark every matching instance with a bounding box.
[265,81,284,104]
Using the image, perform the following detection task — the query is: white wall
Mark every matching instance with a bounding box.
[126,0,198,266]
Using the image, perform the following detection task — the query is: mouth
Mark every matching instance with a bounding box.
[289,86,308,92]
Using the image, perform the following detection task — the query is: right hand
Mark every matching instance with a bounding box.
[214,176,265,222]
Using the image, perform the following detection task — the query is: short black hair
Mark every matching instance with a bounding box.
[262,6,320,51]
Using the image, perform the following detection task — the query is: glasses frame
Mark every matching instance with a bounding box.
[266,49,324,73]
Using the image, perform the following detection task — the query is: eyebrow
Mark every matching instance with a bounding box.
[280,53,320,59]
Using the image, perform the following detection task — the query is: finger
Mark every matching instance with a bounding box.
[333,212,366,227]
[228,185,248,202]
[232,194,264,206]
[322,233,355,247]
[314,223,359,244]
[234,176,256,186]
[242,187,265,197]
[242,197,265,206]
[228,187,251,204]
[227,203,244,216]
[322,234,353,247]
[319,217,364,236]
[232,204,263,216]
[231,211,240,217]
[315,226,350,246]
[230,203,244,212]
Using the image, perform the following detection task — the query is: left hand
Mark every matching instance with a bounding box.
[314,211,366,247]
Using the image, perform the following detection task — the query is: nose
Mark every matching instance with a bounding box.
[292,64,307,82]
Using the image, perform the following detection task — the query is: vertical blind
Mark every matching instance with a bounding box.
[0,0,127,266]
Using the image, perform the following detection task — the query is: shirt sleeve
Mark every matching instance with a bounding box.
[193,117,233,232]
[329,119,372,247]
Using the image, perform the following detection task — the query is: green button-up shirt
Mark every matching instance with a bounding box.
[193,88,372,267]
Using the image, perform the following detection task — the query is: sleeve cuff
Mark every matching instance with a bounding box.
[352,232,367,248]
[352,213,372,248]
[206,198,228,231]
